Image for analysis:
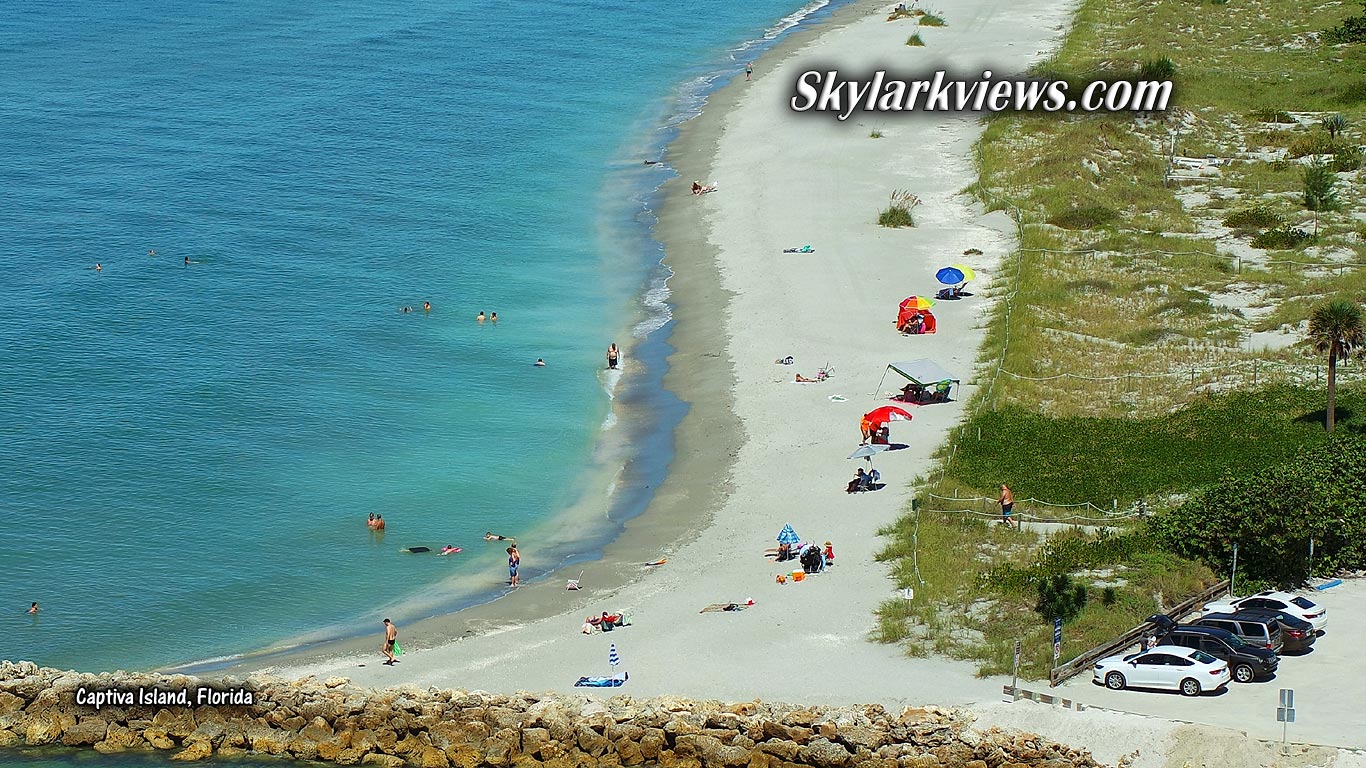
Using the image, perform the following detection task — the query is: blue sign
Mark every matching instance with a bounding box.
[1053,617,1062,661]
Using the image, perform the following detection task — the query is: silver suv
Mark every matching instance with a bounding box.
[1192,612,1283,654]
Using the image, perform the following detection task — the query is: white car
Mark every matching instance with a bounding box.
[1203,590,1327,632]
[1092,645,1230,696]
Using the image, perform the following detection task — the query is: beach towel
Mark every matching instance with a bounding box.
[700,603,746,613]
[781,245,814,253]
[828,395,847,402]
[574,673,628,688]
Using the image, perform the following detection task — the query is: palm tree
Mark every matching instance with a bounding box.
[1322,113,1347,142]
[1307,299,1365,433]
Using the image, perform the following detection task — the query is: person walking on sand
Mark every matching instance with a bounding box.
[607,343,619,370]
[997,484,1016,529]
[507,545,520,587]
[382,618,398,665]
[745,62,753,81]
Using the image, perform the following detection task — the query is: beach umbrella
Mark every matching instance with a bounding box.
[848,444,890,460]
[899,296,935,312]
[935,267,966,285]
[608,644,622,680]
[776,524,801,545]
[950,264,977,281]
[863,405,914,426]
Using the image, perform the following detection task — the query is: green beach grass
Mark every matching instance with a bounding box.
[875,0,1366,676]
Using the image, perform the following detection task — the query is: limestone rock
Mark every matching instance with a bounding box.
[361,754,406,768]
[171,741,214,762]
[800,738,851,768]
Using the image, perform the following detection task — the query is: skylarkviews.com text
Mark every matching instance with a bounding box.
[791,70,1173,119]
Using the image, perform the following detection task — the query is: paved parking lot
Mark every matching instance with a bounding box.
[1057,580,1366,749]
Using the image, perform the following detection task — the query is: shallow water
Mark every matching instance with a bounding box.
[0,0,839,676]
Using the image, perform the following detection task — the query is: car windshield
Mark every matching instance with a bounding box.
[1191,650,1217,665]
[1291,596,1316,609]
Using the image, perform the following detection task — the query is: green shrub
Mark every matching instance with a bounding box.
[1035,574,1088,623]
[1047,205,1118,230]
[1287,132,1339,158]
[919,13,947,26]
[1222,204,1283,230]
[887,7,914,20]
[878,189,921,228]
[906,33,925,46]
[1340,80,1366,105]
[1138,57,1176,81]
[1101,586,1118,606]
[1152,435,1366,586]
[1251,225,1312,249]
[870,129,884,138]
[1333,144,1363,172]
[1251,108,1294,123]
[1323,2,1366,44]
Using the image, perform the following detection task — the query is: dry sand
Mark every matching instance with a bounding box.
[246,0,1366,765]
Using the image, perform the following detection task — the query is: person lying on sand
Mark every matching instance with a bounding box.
[795,373,819,383]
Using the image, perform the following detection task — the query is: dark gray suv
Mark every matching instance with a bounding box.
[1193,613,1283,654]
[1162,625,1278,683]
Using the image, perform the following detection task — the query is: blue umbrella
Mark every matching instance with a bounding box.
[609,644,620,668]
[776,524,801,545]
[936,266,966,285]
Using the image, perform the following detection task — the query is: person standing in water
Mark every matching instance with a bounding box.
[607,343,619,370]
[423,301,432,312]
[507,545,520,587]
[477,311,486,323]
[28,602,39,614]
[490,312,498,323]
[382,618,398,665]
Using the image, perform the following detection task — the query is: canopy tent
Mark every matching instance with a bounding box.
[874,359,960,396]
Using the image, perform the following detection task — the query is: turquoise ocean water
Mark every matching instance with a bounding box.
[1,1,837,760]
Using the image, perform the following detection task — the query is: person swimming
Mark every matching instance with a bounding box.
[477,311,486,322]
[423,301,432,312]
[490,312,497,323]
[534,358,546,367]
[93,263,102,272]
[400,306,412,314]
[440,545,461,555]
[28,602,39,614]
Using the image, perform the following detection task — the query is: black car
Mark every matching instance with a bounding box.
[1160,625,1278,683]
[1232,608,1317,654]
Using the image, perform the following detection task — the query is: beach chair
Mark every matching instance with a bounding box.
[567,571,583,591]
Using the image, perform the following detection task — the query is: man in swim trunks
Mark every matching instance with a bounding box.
[485,531,511,541]
[998,484,1016,529]
[382,618,398,665]
[607,343,619,370]
[507,545,520,587]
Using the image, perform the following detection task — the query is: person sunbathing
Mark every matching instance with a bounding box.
[900,314,925,335]
[795,373,818,383]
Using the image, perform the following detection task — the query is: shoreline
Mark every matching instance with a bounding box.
[171,0,857,678]
[227,0,1076,695]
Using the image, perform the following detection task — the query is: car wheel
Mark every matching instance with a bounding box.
[1180,678,1201,697]
[1105,671,1125,690]
[1233,664,1255,683]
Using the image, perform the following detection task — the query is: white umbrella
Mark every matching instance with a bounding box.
[847,444,890,460]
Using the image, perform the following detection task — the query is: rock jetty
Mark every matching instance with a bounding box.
[0,661,1108,767]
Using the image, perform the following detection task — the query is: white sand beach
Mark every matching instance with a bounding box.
[251,1,1366,765]
[267,0,1069,703]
